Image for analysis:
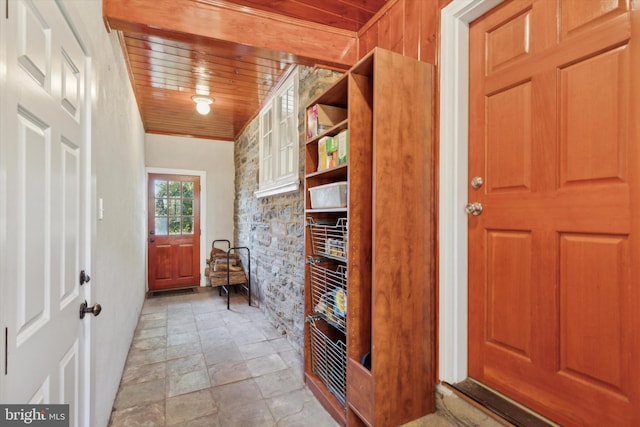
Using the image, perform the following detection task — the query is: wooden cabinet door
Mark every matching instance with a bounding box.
[147,174,200,291]
[468,1,639,426]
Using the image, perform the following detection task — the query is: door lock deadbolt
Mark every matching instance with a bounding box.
[471,176,484,189]
[79,270,91,286]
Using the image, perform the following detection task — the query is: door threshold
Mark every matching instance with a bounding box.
[146,286,198,298]
[445,379,559,427]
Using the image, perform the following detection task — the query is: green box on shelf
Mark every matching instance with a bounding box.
[336,130,349,165]
[317,137,332,171]
[325,136,337,153]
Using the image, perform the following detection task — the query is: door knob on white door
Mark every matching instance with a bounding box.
[79,301,102,319]
[465,202,483,216]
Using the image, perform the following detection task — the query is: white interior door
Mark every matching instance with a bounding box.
[0,1,92,425]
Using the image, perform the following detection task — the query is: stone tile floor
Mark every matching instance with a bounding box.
[108,287,457,427]
[108,287,339,427]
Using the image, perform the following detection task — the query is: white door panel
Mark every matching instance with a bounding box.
[1,2,91,426]
[14,109,51,347]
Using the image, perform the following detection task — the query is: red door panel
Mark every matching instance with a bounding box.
[468,1,639,426]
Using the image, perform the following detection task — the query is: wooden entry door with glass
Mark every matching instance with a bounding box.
[147,174,201,291]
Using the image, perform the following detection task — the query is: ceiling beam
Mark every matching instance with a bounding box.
[103,0,358,69]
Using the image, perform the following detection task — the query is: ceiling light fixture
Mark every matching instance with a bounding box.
[191,94,214,115]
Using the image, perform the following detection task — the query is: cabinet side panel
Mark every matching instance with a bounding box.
[346,71,374,368]
[371,49,436,425]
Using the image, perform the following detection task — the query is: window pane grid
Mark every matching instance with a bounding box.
[279,91,295,176]
[153,179,195,235]
[258,68,298,194]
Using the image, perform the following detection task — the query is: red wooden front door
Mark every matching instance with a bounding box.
[468,1,639,426]
[147,174,201,291]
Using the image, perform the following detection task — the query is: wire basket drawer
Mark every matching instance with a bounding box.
[309,260,347,332]
[310,322,347,407]
[307,218,348,262]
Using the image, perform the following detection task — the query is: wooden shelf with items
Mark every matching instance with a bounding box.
[304,65,350,425]
[304,47,435,427]
[305,125,349,175]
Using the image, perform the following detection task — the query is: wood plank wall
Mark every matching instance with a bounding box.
[357,0,452,64]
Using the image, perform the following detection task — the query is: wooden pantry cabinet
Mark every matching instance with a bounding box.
[303,47,436,427]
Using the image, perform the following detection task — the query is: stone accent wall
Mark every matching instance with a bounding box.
[234,67,342,352]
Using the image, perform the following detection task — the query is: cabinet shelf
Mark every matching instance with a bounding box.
[307,73,348,112]
[306,164,348,180]
[306,119,349,145]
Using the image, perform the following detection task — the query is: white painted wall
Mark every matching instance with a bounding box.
[62,2,147,426]
[145,134,235,252]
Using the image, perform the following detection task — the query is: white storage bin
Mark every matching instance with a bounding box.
[309,181,348,209]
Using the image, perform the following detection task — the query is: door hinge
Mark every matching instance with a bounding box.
[4,327,8,375]
[5,0,8,19]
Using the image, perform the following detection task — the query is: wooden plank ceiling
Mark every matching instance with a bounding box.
[103,0,389,141]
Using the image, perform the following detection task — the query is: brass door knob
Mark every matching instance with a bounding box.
[79,301,102,319]
[465,202,483,216]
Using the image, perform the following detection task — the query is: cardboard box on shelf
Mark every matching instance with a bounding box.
[318,136,339,170]
[317,137,331,171]
[336,130,348,165]
[328,152,337,169]
[307,105,319,139]
[325,136,338,154]
[307,104,347,139]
